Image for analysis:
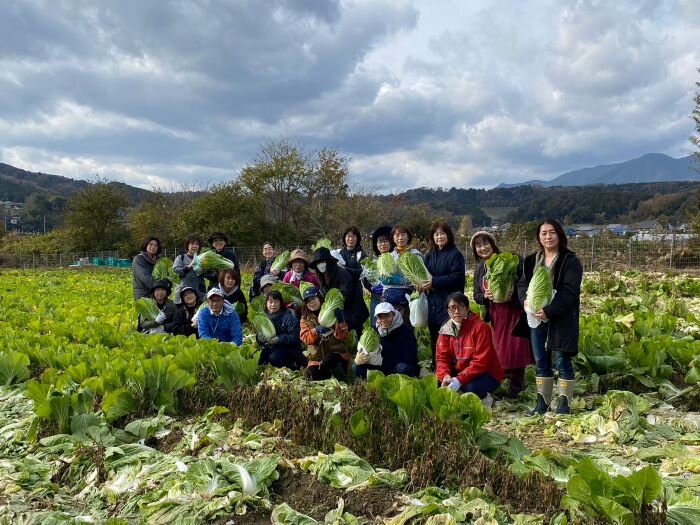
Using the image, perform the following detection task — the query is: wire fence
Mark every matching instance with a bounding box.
[1,235,699,272]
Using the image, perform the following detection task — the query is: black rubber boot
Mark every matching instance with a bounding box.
[528,393,549,416]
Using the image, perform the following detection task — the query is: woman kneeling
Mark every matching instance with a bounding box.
[436,292,503,407]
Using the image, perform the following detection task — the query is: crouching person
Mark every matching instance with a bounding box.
[436,292,504,408]
[138,280,176,334]
[258,291,307,369]
[172,286,201,337]
[299,287,350,381]
[198,288,243,345]
[353,302,418,379]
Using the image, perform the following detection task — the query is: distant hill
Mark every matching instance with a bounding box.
[0,163,151,205]
[497,153,699,188]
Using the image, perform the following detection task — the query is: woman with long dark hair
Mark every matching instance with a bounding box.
[132,237,161,300]
[517,219,582,415]
[420,221,465,370]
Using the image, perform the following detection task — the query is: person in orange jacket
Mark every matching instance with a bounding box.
[299,286,350,381]
[435,291,504,408]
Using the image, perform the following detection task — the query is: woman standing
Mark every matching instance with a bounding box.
[132,237,161,300]
[471,231,532,398]
[173,234,206,305]
[363,226,394,327]
[380,225,422,327]
[421,221,465,370]
[250,242,275,300]
[337,226,367,279]
[517,219,582,415]
[205,232,241,289]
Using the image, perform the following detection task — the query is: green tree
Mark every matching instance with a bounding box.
[62,180,129,251]
[127,190,191,252]
[238,140,350,243]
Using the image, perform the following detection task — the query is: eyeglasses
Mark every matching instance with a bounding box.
[447,305,467,313]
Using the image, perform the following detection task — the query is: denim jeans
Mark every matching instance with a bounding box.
[530,324,574,380]
[458,373,501,399]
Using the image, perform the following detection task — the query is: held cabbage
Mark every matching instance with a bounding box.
[253,313,276,341]
[134,298,160,321]
[196,250,235,270]
[318,288,344,328]
[526,266,553,312]
[484,252,519,303]
[271,282,303,307]
[271,251,290,272]
[398,251,431,287]
[359,328,380,354]
[152,257,180,284]
[377,253,397,278]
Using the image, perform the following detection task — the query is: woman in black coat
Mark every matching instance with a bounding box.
[337,225,367,279]
[250,242,275,300]
[310,247,369,341]
[517,219,582,415]
[419,221,465,370]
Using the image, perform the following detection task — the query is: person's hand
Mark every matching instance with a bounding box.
[448,377,461,392]
[315,325,332,336]
[441,375,452,387]
[419,279,432,293]
[268,336,279,345]
[535,309,548,321]
[155,311,166,324]
[191,317,198,328]
[355,348,369,365]
[484,285,494,301]
[271,269,280,276]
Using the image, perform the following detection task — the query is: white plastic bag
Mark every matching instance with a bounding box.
[409,292,429,328]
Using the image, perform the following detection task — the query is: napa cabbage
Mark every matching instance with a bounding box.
[359,328,380,353]
[377,253,397,278]
[318,288,344,328]
[526,266,553,312]
[195,250,235,270]
[253,313,277,341]
[271,282,303,307]
[134,298,160,320]
[312,238,333,251]
[398,251,431,286]
[152,257,180,283]
[484,252,519,303]
[271,251,291,272]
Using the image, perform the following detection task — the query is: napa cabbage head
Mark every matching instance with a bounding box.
[253,313,276,341]
[271,251,291,272]
[377,253,397,277]
[526,266,553,312]
[398,251,431,286]
[485,252,519,303]
[319,288,344,327]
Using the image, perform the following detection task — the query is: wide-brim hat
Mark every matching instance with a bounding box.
[309,247,339,269]
[150,279,172,295]
[371,225,393,255]
[288,248,309,266]
[469,231,497,250]
[207,232,229,245]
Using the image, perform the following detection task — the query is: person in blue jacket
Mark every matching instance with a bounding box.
[198,288,243,345]
[419,221,466,370]
[353,302,419,379]
[257,291,307,370]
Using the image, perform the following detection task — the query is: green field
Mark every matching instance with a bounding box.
[0,269,698,524]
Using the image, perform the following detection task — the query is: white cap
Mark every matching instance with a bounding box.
[375,302,396,315]
[206,288,224,299]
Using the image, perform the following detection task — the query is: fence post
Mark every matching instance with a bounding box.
[669,234,674,270]
[590,237,595,272]
[628,238,632,269]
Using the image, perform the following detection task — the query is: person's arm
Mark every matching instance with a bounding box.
[276,312,301,346]
[542,255,583,320]
[435,334,453,385]
[300,318,319,345]
[472,262,487,306]
[173,255,190,278]
[230,312,243,346]
[456,322,495,386]
[517,255,533,306]
[198,308,213,339]
[163,302,177,333]
[510,257,525,309]
[132,256,154,298]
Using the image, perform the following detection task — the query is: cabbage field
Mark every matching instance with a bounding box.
[0,269,699,524]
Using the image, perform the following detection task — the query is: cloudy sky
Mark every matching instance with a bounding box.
[1,0,699,191]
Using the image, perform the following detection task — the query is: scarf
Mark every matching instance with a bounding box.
[395,245,410,255]
[378,311,404,337]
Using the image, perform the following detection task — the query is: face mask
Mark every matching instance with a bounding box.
[316,262,327,273]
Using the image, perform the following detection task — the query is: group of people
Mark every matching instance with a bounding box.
[132,219,582,414]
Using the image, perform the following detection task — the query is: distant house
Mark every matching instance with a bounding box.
[634,220,661,232]
[572,224,599,237]
[605,224,628,235]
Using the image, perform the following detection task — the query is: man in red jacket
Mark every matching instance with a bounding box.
[436,292,504,408]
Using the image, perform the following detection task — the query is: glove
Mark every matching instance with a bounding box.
[367,348,383,367]
[315,325,332,336]
[268,336,279,345]
[155,311,166,324]
[448,377,461,392]
[334,308,345,323]
[370,284,383,295]
[354,348,370,365]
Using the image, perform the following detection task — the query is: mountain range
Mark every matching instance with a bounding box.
[497,153,698,188]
